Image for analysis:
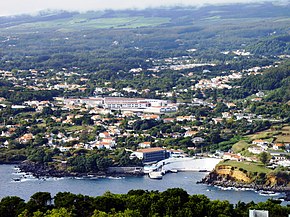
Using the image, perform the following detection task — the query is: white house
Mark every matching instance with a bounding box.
[138,142,151,148]
[248,146,264,155]
[273,143,285,150]
[184,131,198,137]
[223,152,243,161]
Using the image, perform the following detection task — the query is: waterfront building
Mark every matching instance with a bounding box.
[130,147,167,163]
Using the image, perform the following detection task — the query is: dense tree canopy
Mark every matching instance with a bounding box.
[0,189,289,217]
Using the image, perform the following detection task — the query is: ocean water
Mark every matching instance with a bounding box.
[0,164,287,204]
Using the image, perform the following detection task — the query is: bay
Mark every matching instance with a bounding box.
[0,164,287,204]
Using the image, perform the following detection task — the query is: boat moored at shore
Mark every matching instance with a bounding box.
[148,171,163,179]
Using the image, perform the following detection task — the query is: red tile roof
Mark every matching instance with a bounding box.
[136,147,164,153]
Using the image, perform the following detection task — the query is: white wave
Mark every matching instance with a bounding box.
[107,176,124,180]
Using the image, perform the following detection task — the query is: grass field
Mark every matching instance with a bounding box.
[275,135,290,143]
[219,160,271,174]
[64,125,94,132]
[273,125,290,143]
[232,125,290,155]
[5,16,171,32]
[232,140,250,153]
[249,131,275,140]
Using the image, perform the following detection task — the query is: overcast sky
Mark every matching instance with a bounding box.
[0,0,288,16]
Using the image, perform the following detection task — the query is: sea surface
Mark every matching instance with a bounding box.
[0,164,288,204]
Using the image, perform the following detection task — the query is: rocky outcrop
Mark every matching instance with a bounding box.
[199,164,290,194]
[107,167,144,176]
[18,161,144,178]
[19,161,73,178]
[210,165,251,183]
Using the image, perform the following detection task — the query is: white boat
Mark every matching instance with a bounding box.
[148,171,163,179]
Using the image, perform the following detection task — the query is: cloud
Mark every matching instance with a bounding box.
[0,0,287,16]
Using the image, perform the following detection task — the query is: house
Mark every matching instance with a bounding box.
[95,144,105,149]
[192,137,204,144]
[1,131,12,137]
[234,113,256,121]
[122,111,135,117]
[138,142,151,148]
[273,143,285,150]
[99,132,110,138]
[18,133,34,144]
[143,106,177,114]
[252,139,268,146]
[101,137,116,146]
[130,147,166,163]
[226,103,236,108]
[163,118,175,123]
[100,142,115,149]
[91,115,101,121]
[248,146,265,155]
[184,131,198,137]
[276,160,290,167]
[223,152,243,161]
[213,150,224,158]
[63,115,74,124]
[140,114,160,120]
[108,127,121,135]
[176,116,194,122]
[59,146,71,152]
[167,149,187,158]
[73,144,84,149]
[251,98,262,102]
[3,140,9,148]
[12,105,26,109]
[273,155,287,161]
[212,118,223,124]
[222,112,232,119]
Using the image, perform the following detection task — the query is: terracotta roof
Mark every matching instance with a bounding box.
[253,139,265,143]
[275,143,285,147]
[186,131,197,134]
[136,147,165,153]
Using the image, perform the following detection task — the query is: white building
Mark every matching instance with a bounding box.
[138,142,151,148]
[248,146,265,155]
[104,97,151,109]
[143,106,177,114]
[249,210,268,217]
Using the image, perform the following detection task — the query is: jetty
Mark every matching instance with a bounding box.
[145,157,222,179]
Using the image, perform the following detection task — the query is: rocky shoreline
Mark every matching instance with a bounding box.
[198,170,290,201]
[17,161,144,179]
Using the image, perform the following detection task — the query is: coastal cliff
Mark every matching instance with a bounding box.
[200,162,290,192]
[212,165,251,183]
[200,165,251,187]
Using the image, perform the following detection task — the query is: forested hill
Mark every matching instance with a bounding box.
[1,189,289,217]
[239,61,290,102]
[1,3,289,29]
[249,35,290,55]
[0,3,289,71]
